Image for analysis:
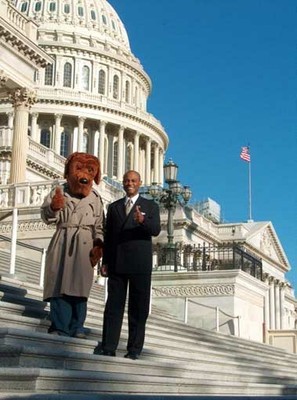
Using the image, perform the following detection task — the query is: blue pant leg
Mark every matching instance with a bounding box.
[49,297,72,336]
[69,296,87,336]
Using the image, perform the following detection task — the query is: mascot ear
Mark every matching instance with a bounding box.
[94,159,101,185]
[64,152,79,179]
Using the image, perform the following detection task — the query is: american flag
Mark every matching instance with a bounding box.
[240,146,250,162]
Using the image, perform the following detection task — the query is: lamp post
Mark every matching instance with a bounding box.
[149,159,192,268]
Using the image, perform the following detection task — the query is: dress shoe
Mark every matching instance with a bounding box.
[124,352,139,360]
[73,332,87,339]
[94,347,116,357]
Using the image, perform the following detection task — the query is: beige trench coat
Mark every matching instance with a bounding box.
[41,185,104,301]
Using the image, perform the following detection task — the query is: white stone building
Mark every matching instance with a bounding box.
[0,0,296,350]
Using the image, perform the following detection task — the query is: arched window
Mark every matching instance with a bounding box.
[44,64,53,86]
[113,75,119,99]
[60,130,70,157]
[111,20,116,30]
[21,2,28,12]
[63,62,72,88]
[134,86,138,105]
[34,1,41,12]
[125,81,130,103]
[126,145,132,171]
[113,141,118,177]
[90,10,96,20]
[78,6,84,17]
[49,2,56,11]
[82,66,90,90]
[40,128,51,148]
[64,3,70,13]
[102,15,107,25]
[98,70,106,95]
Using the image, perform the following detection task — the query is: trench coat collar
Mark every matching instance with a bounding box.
[64,188,98,211]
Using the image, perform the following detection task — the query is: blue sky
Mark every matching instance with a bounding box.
[109,0,297,290]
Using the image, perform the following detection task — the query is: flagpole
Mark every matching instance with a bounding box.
[240,145,253,222]
[248,158,252,221]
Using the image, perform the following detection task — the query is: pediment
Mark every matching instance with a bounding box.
[244,222,289,268]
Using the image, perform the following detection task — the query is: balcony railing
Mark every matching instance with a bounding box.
[153,242,263,281]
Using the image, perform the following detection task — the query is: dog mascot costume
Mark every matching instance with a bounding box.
[41,152,104,338]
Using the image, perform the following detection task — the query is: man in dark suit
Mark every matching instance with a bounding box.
[95,170,161,360]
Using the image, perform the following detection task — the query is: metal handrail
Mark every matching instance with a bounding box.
[0,234,44,253]
[152,285,241,336]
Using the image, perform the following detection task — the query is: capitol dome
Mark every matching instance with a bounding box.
[0,0,168,193]
[13,0,131,51]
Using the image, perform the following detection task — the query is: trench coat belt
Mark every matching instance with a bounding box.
[57,223,93,231]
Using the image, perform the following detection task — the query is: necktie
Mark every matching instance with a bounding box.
[125,199,133,215]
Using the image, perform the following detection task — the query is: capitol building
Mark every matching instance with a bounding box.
[0,0,296,351]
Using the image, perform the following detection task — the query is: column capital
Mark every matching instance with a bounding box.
[9,88,36,109]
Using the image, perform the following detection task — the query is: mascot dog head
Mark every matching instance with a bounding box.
[64,152,101,198]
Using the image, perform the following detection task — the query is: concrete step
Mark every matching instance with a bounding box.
[1,396,297,400]
[0,367,296,396]
[1,267,297,397]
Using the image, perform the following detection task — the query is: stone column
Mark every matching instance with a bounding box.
[77,116,85,152]
[9,88,36,183]
[117,125,124,180]
[30,112,39,142]
[54,114,62,154]
[145,138,151,185]
[268,277,275,330]
[153,143,159,183]
[133,131,140,172]
[279,282,285,329]
[93,129,99,157]
[274,280,280,330]
[99,121,106,174]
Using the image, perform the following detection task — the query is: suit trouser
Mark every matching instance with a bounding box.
[102,273,151,354]
[49,295,87,336]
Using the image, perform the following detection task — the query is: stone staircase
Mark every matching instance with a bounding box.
[0,248,297,399]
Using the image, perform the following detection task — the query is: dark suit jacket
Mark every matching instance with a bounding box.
[103,196,161,274]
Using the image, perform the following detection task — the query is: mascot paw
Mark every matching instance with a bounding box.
[51,186,65,211]
[90,240,103,267]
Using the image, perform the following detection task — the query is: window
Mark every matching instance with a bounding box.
[64,3,70,13]
[111,20,116,30]
[63,62,72,88]
[21,2,28,12]
[98,70,106,95]
[134,86,138,105]
[60,130,70,157]
[125,81,130,103]
[40,128,51,148]
[113,142,118,176]
[126,145,132,171]
[34,1,41,12]
[82,66,90,90]
[49,2,56,11]
[113,75,119,99]
[78,6,84,17]
[102,15,107,25]
[44,64,53,86]
[91,10,96,20]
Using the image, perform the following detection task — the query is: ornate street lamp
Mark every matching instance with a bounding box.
[149,159,192,267]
